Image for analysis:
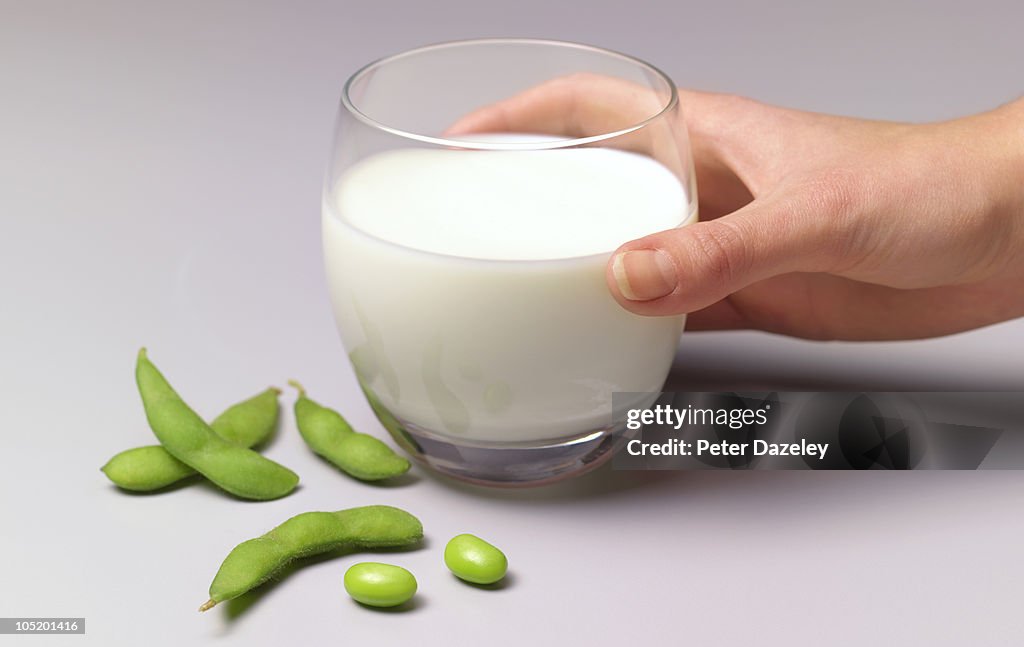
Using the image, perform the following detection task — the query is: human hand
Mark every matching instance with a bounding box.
[448,75,1024,340]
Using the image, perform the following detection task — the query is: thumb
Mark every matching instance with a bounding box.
[607,196,848,315]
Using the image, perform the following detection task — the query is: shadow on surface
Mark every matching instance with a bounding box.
[452,571,517,591]
[665,334,1023,391]
[350,595,427,613]
[421,462,685,503]
[424,460,1021,524]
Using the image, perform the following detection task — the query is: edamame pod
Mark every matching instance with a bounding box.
[200,505,423,611]
[101,445,195,491]
[136,349,298,500]
[101,387,281,491]
[289,381,410,481]
[207,387,281,448]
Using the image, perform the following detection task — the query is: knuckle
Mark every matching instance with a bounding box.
[685,220,750,288]
[792,168,869,270]
[561,71,600,85]
[551,72,602,96]
[803,167,861,218]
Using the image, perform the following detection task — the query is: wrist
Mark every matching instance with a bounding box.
[977,98,1024,216]
[988,98,1024,209]
[987,100,1024,273]
[906,99,1024,281]
[950,99,1024,271]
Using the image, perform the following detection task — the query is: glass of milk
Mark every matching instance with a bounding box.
[324,39,697,486]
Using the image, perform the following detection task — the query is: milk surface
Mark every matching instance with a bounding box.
[337,148,686,260]
[324,146,695,442]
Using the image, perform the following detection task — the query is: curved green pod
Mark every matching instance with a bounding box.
[201,505,423,611]
[207,387,281,448]
[290,381,410,481]
[101,445,196,491]
[136,349,298,500]
[101,387,281,491]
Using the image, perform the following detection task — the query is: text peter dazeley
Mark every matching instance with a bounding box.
[625,438,829,459]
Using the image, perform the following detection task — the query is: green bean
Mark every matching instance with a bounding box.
[344,562,418,608]
[200,505,423,611]
[136,349,298,500]
[444,534,508,585]
[289,380,410,481]
[101,388,280,491]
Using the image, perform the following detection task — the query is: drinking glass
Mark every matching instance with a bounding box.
[323,38,697,486]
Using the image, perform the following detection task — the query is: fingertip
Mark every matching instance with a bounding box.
[441,115,480,137]
[609,249,677,302]
[606,223,740,317]
[442,105,505,138]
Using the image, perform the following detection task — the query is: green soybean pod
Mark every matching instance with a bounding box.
[207,387,281,448]
[136,349,298,500]
[101,387,281,491]
[200,505,423,611]
[444,534,508,585]
[289,380,410,481]
[344,562,418,608]
[101,445,196,491]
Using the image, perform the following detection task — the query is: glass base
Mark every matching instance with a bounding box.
[367,397,623,487]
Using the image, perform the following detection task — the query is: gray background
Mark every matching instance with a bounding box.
[2,1,1022,645]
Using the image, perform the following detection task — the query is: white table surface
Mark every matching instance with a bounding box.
[2,1,1023,645]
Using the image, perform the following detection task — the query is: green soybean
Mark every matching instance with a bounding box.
[289,380,410,481]
[444,534,508,585]
[344,562,417,608]
[206,387,281,447]
[101,446,194,491]
[101,387,281,491]
[200,505,423,611]
[136,349,298,500]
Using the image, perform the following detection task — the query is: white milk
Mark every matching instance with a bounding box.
[323,147,695,443]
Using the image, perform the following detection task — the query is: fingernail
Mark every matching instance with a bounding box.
[612,250,677,301]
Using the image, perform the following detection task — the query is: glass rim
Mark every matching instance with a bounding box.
[340,37,679,151]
